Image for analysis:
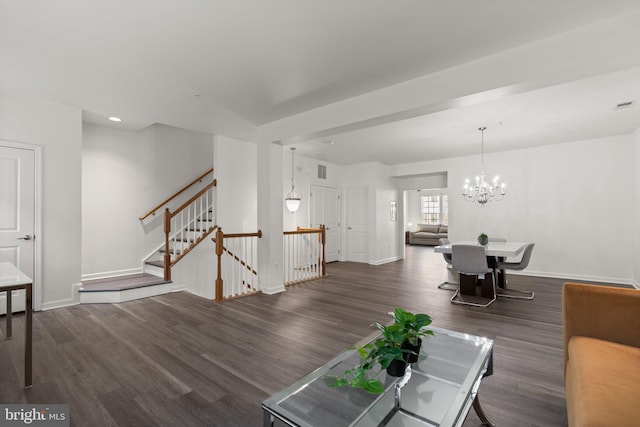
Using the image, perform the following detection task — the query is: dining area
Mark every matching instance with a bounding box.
[434,237,536,307]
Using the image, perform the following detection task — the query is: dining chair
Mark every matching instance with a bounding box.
[437,238,457,291]
[450,244,496,307]
[496,243,535,299]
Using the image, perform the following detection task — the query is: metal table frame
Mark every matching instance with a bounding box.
[1,262,33,389]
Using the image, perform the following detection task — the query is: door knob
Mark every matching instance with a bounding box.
[347,227,352,230]
[17,234,33,241]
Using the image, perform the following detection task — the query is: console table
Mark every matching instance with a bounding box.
[0,262,33,388]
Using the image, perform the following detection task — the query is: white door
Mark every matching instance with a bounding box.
[310,185,340,262]
[0,145,36,314]
[346,187,368,263]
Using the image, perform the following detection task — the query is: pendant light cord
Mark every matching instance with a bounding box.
[479,127,486,172]
[290,148,296,192]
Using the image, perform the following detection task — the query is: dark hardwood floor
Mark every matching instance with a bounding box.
[1,246,628,426]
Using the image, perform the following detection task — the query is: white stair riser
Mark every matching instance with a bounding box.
[143,263,165,278]
[80,283,173,304]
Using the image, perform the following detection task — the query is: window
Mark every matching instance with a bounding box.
[421,194,448,225]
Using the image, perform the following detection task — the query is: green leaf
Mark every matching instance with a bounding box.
[357,347,369,359]
[363,379,384,394]
[415,313,432,327]
[351,377,368,389]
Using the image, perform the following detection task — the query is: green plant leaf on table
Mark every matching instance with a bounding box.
[327,307,434,394]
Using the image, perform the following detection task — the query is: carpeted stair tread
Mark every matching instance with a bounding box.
[80,273,170,292]
[145,260,164,268]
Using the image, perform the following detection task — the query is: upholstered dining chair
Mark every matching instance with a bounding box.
[496,243,535,299]
[437,238,457,290]
[450,244,496,307]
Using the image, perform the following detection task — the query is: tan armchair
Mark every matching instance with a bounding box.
[562,282,640,427]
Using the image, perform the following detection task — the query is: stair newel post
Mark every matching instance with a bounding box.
[320,224,326,277]
[215,227,224,302]
[163,208,172,281]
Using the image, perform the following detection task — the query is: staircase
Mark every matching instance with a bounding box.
[143,207,216,279]
[80,168,216,304]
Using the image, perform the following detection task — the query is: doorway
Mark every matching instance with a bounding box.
[310,184,340,262]
[0,142,39,313]
[345,186,368,263]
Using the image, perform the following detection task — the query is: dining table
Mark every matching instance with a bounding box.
[434,241,528,291]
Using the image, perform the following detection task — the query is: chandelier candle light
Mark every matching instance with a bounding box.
[462,127,506,205]
[285,147,302,212]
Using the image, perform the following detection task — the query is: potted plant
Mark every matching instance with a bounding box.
[478,232,489,246]
[390,307,433,363]
[328,308,433,394]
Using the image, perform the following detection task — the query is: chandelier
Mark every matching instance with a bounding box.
[462,127,506,205]
[285,147,302,212]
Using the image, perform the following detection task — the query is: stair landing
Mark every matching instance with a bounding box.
[80,273,174,304]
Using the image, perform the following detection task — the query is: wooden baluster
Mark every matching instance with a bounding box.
[164,209,171,281]
[215,228,224,302]
[321,225,326,277]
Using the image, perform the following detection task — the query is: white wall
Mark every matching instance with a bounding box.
[405,190,422,231]
[282,151,343,231]
[375,187,403,264]
[391,134,635,284]
[82,123,213,279]
[214,135,257,233]
[258,141,285,294]
[0,92,82,309]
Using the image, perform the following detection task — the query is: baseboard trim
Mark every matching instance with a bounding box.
[41,283,82,311]
[261,284,286,295]
[509,270,634,286]
[171,283,187,292]
[81,268,142,282]
[369,256,401,266]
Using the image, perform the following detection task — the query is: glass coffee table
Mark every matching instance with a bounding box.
[262,327,494,427]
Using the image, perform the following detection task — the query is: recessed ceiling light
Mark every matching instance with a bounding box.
[108,116,122,122]
[323,140,335,145]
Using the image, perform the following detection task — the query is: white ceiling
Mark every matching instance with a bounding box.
[2,0,640,165]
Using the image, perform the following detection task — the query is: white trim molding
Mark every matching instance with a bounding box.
[509,270,635,287]
[81,267,143,282]
[369,256,402,266]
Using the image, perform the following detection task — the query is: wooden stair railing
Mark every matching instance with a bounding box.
[162,179,217,280]
[139,168,214,221]
[283,225,326,286]
[213,229,262,302]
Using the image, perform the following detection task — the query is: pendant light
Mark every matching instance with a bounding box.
[462,127,506,205]
[285,147,302,212]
